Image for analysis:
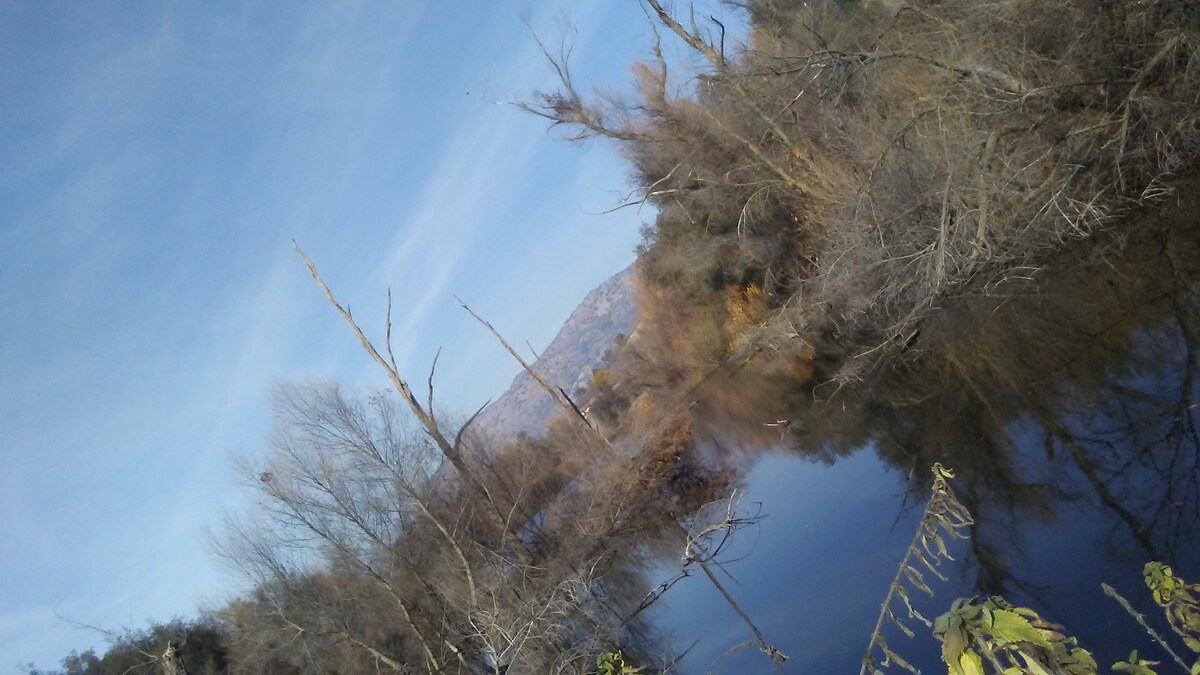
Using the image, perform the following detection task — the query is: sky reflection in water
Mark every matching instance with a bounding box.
[609,210,1200,673]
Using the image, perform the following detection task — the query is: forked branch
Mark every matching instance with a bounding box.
[294,242,467,472]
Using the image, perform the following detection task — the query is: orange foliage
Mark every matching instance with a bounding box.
[629,272,727,387]
[723,283,769,342]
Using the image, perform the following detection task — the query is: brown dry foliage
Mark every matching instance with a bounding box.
[532,0,1200,386]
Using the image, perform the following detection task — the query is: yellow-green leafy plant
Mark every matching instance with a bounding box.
[1101,562,1200,674]
[934,561,1200,674]
[1144,562,1200,656]
[596,651,645,675]
[933,596,1097,675]
[1111,650,1161,674]
[860,464,1200,675]
[861,464,974,674]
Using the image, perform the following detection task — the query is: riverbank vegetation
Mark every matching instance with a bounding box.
[552,0,1200,406]
[26,0,1200,673]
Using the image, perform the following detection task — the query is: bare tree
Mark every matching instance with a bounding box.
[217,382,646,673]
[522,0,1200,389]
[216,383,485,672]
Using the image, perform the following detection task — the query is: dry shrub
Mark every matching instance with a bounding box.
[723,282,770,344]
[615,267,727,392]
[532,0,1200,385]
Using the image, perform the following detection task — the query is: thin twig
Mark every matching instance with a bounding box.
[1102,583,1193,673]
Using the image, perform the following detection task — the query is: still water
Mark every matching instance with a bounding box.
[604,206,1200,672]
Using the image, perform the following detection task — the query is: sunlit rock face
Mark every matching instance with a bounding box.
[473,265,637,445]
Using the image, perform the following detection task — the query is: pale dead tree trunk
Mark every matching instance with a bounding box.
[457,298,594,432]
[642,0,831,199]
[294,244,519,551]
[159,643,185,675]
[643,0,724,69]
[295,243,469,475]
[346,636,408,673]
[293,252,622,668]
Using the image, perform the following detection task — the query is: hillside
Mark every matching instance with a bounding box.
[473,265,637,443]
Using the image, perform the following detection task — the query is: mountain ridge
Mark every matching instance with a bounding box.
[472,265,637,445]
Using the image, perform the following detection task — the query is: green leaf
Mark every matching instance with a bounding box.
[1113,650,1161,675]
[958,650,984,675]
[1017,652,1054,675]
[933,463,954,480]
[942,625,968,672]
[989,609,1052,648]
[934,611,951,635]
[1068,647,1097,671]
[1113,663,1159,674]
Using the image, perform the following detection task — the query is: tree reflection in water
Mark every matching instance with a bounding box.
[593,192,1200,671]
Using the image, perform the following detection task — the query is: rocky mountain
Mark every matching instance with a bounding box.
[473,265,637,444]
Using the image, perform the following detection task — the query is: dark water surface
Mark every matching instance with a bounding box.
[605,204,1200,673]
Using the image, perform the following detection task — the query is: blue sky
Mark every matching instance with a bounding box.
[0,2,732,668]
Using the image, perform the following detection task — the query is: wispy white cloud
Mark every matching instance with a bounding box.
[376,43,570,371]
[0,2,663,669]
